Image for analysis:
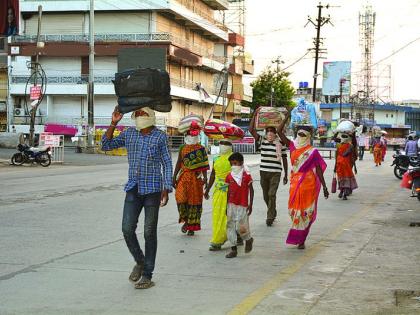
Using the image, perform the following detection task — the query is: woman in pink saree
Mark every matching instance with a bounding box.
[278,115,329,249]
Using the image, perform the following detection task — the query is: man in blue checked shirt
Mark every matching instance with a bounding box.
[102,106,173,290]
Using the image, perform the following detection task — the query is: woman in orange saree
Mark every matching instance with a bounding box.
[278,117,329,249]
[335,133,358,200]
[371,137,384,166]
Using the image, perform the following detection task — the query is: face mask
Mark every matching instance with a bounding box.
[219,144,232,155]
[135,116,155,131]
[231,165,243,175]
[266,131,276,142]
[185,135,199,145]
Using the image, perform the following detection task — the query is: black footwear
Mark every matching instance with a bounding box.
[343,195,348,200]
[187,230,195,236]
[338,191,343,199]
[266,219,274,227]
[245,238,254,253]
[134,276,155,289]
[129,263,144,282]
[225,247,238,258]
[297,243,305,250]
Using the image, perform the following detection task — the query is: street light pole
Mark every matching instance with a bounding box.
[87,0,95,152]
[28,5,43,146]
[339,78,349,120]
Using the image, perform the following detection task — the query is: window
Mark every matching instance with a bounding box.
[0,38,5,51]
[342,113,350,119]
[386,114,389,118]
[391,114,394,118]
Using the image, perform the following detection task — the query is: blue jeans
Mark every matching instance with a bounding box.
[122,187,161,280]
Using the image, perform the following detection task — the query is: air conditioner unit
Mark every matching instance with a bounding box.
[14,108,25,116]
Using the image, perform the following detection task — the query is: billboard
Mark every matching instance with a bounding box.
[0,0,19,36]
[322,61,351,96]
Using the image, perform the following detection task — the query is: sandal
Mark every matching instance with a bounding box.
[209,244,222,251]
[134,276,155,289]
[129,263,144,282]
[187,231,195,236]
[225,247,238,258]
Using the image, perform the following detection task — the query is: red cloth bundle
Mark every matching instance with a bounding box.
[204,119,244,141]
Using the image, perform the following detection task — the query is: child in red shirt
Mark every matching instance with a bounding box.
[225,152,254,258]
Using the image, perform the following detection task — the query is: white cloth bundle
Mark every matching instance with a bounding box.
[178,114,204,134]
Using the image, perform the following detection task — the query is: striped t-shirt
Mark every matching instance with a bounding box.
[260,138,287,173]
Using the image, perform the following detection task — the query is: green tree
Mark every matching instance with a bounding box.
[250,67,295,110]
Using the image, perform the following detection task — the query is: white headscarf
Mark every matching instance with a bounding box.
[295,129,311,149]
[131,107,156,131]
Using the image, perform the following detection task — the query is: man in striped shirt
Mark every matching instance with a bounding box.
[250,108,288,226]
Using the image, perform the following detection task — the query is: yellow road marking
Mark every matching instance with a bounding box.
[227,187,396,315]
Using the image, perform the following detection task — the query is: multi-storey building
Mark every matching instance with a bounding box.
[7,0,253,135]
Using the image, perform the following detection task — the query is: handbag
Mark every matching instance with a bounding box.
[331,173,337,194]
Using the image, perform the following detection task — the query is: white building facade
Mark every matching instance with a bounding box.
[8,0,253,135]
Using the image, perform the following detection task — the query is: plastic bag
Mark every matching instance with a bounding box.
[331,173,337,194]
[290,98,318,129]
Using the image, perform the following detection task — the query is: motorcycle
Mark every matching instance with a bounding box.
[401,166,420,201]
[11,144,52,167]
[391,150,419,179]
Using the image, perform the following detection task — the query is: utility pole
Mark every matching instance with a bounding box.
[272,56,282,74]
[87,0,95,152]
[306,3,332,102]
[28,5,42,146]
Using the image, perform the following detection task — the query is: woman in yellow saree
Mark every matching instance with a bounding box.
[204,140,233,251]
[278,116,329,249]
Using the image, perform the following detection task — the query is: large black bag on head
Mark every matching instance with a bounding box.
[113,68,172,114]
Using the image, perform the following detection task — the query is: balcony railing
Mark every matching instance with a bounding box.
[174,0,228,31]
[11,75,113,85]
[11,74,218,95]
[12,32,226,64]
[12,33,171,44]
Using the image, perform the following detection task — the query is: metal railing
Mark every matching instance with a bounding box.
[174,0,228,32]
[12,32,226,64]
[11,74,218,95]
[11,75,114,85]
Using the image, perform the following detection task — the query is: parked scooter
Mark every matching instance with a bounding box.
[391,149,419,179]
[401,166,420,201]
[11,144,52,167]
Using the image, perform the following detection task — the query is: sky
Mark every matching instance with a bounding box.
[243,0,420,102]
